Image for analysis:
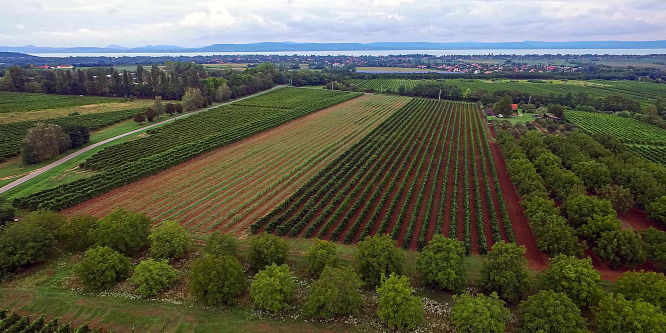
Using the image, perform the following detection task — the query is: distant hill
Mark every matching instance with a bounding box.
[0,52,37,58]
[2,40,666,54]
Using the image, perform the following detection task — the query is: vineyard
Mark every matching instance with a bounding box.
[356,79,434,91]
[13,88,362,211]
[0,108,141,162]
[64,95,409,232]
[0,91,121,114]
[252,98,517,253]
[0,309,96,332]
[626,144,666,166]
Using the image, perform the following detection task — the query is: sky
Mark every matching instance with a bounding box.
[1,0,665,47]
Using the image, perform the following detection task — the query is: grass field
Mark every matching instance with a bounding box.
[0,91,122,114]
[63,95,410,234]
[0,99,152,124]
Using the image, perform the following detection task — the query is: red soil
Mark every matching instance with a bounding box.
[618,207,666,231]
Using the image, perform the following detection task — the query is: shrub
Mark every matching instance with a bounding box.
[305,239,339,277]
[597,184,634,214]
[376,274,424,331]
[0,219,56,277]
[639,227,666,267]
[577,214,622,243]
[417,235,466,292]
[353,234,404,286]
[58,215,97,252]
[593,293,666,333]
[75,246,130,290]
[249,233,288,270]
[571,161,610,191]
[518,290,588,333]
[595,229,646,269]
[22,210,66,235]
[304,266,363,319]
[250,264,296,313]
[481,242,530,302]
[190,255,245,306]
[533,222,586,257]
[89,208,151,256]
[451,292,509,333]
[204,232,239,257]
[149,220,192,260]
[130,259,178,297]
[615,270,666,311]
[563,194,616,228]
[647,196,666,224]
[539,255,602,307]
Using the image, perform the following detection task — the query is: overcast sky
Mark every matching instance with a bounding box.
[1,0,665,47]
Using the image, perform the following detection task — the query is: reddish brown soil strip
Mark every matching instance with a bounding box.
[585,249,660,282]
[534,122,548,134]
[618,207,666,231]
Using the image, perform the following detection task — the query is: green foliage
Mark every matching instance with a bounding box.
[593,293,666,333]
[494,95,513,118]
[578,214,622,243]
[58,215,97,252]
[534,222,587,257]
[542,166,585,201]
[75,246,130,290]
[250,264,296,313]
[0,197,15,225]
[596,184,634,214]
[563,194,616,228]
[615,271,666,311]
[89,208,151,256]
[376,274,424,331]
[481,242,530,302]
[305,239,339,277]
[417,235,466,292]
[353,234,404,286]
[190,255,246,306]
[249,233,288,270]
[0,218,56,277]
[451,292,510,333]
[539,255,602,307]
[304,266,363,319]
[639,227,666,267]
[518,290,588,333]
[204,232,239,257]
[595,229,647,269]
[130,259,178,297]
[571,160,611,191]
[21,123,71,164]
[22,210,67,235]
[647,196,666,224]
[149,220,192,260]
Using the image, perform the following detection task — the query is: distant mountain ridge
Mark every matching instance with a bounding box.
[2,41,666,54]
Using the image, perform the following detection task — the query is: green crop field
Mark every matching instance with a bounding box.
[0,91,122,114]
[565,111,666,145]
[356,79,435,91]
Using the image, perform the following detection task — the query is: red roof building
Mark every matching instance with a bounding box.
[511,104,518,111]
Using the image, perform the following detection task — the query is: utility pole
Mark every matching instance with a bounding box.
[438,89,442,100]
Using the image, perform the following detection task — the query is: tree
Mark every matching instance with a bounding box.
[0,219,56,277]
[539,255,602,307]
[639,227,666,267]
[0,66,25,92]
[133,112,145,124]
[518,290,588,333]
[417,235,466,292]
[0,197,14,226]
[21,123,72,164]
[58,215,97,251]
[149,220,192,260]
[593,293,666,333]
[533,222,587,257]
[494,95,513,118]
[249,233,288,270]
[153,96,164,119]
[204,232,239,257]
[75,246,130,290]
[563,194,616,228]
[60,125,90,149]
[250,264,296,313]
[571,161,611,191]
[595,229,646,269]
[353,234,404,286]
[542,166,585,201]
[182,88,206,111]
[547,104,565,119]
[376,274,424,331]
[578,214,622,243]
[215,83,232,102]
[164,103,177,116]
[597,184,634,214]
[647,196,666,225]
[304,266,363,319]
[130,259,178,297]
[615,271,666,311]
[451,292,510,333]
[22,210,66,235]
[190,255,246,306]
[481,242,530,302]
[305,239,339,277]
[175,103,184,113]
[89,208,151,256]
[144,108,157,122]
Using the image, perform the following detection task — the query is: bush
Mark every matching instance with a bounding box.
[61,125,90,148]
[204,232,239,257]
[597,184,634,214]
[615,271,666,311]
[131,259,178,297]
[571,161,610,191]
[577,214,622,243]
[639,227,666,267]
[353,234,404,286]
[250,264,296,313]
[89,208,151,256]
[593,293,666,333]
[563,194,616,228]
[305,239,339,277]
[58,215,97,252]
[75,246,130,290]
[533,222,586,257]
[249,233,288,270]
[518,290,588,333]
[539,255,602,307]
[149,221,192,260]
[647,196,666,224]
[417,235,466,292]
[0,197,14,226]
[595,229,646,269]
[304,266,363,319]
[0,219,56,277]
[376,274,424,331]
[481,242,530,302]
[451,292,510,333]
[23,210,66,235]
[190,255,245,306]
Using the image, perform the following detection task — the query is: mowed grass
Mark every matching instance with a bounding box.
[0,91,123,114]
[63,94,412,235]
[0,99,152,124]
